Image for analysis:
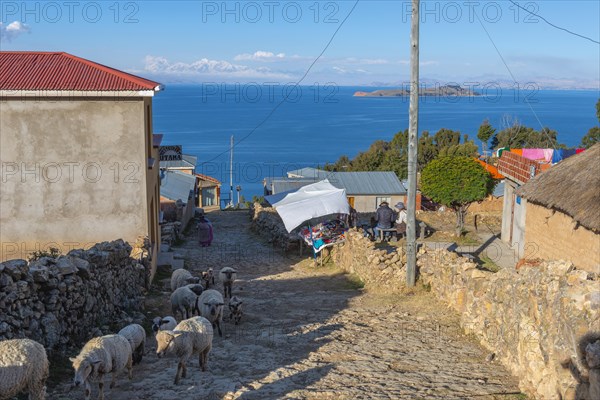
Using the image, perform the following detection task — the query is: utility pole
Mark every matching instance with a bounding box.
[406,0,419,286]
[229,135,234,208]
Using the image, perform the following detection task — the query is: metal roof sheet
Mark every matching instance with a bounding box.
[160,154,197,170]
[328,172,405,195]
[0,51,161,91]
[267,171,405,195]
[287,167,329,179]
[160,170,196,202]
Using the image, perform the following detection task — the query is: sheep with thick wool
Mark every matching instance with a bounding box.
[170,269,201,292]
[70,334,132,400]
[118,323,146,365]
[170,285,202,320]
[0,338,49,400]
[152,316,177,334]
[197,289,225,337]
[156,316,214,385]
[218,267,237,299]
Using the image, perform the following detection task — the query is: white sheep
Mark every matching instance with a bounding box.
[117,323,146,365]
[228,296,243,325]
[151,316,177,334]
[218,267,237,299]
[201,267,215,288]
[170,269,201,292]
[156,316,214,385]
[197,289,225,337]
[0,338,49,400]
[170,285,199,320]
[70,334,132,400]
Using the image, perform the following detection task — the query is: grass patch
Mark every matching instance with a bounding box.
[479,255,501,273]
[343,273,365,290]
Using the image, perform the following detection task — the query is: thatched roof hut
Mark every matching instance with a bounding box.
[516,143,600,233]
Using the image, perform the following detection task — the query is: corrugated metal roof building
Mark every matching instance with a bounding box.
[0,51,161,92]
[265,170,409,212]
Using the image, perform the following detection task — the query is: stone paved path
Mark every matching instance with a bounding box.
[49,211,523,400]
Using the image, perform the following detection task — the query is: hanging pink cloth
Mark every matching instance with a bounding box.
[542,149,554,162]
[522,148,545,160]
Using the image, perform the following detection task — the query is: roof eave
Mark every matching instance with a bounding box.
[0,89,158,97]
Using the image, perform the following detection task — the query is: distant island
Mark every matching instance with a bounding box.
[354,85,480,97]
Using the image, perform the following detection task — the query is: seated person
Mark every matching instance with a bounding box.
[374,201,395,241]
[394,202,407,239]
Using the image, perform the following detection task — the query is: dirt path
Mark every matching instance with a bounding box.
[49,211,523,400]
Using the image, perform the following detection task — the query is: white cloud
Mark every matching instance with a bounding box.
[143,55,293,80]
[0,21,30,42]
[341,57,389,65]
[332,66,347,74]
[234,51,286,62]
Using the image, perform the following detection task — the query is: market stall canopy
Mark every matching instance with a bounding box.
[265,180,350,232]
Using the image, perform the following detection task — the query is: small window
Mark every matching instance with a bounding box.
[375,197,391,208]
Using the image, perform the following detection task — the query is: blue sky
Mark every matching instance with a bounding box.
[1,1,599,88]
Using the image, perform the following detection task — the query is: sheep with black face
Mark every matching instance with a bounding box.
[228,296,243,325]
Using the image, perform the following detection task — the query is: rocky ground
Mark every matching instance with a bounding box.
[48,211,523,400]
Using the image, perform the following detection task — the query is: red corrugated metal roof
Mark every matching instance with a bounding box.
[195,173,221,185]
[0,51,161,91]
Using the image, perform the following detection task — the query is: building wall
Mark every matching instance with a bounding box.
[511,195,527,259]
[524,202,600,273]
[0,98,151,261]
[501,181,516,245]
[351,195,406,213]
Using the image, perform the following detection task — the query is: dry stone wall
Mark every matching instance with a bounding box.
[0,240,148,350]
[329,229,599,399]
[418,250,599,400]
[250,203,300,250]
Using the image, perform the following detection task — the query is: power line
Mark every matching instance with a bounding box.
[474,12,551,140]
[199,0,361,166]
[507,0,599,45]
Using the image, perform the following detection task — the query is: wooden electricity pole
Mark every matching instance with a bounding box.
[406,0,419,286]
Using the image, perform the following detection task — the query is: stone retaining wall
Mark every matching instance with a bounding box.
[250,203,300,250]
[418,250,599,399]
[330,229,599,399]
[0,240,148,350]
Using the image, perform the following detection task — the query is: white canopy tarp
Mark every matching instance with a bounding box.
[265,180,350,232]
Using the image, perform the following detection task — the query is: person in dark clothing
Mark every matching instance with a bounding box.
[374,201,395,240]
[197,215,213,247]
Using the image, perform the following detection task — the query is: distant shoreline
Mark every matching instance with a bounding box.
[354,85,480,98]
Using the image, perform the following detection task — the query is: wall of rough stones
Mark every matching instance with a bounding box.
[250,203,300,250]
[327,228,599,399]
[0,240,148,350]
[331,229,407,292]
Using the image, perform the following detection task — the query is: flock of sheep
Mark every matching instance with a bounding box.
[0,266,242,400]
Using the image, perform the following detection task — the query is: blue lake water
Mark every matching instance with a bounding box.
[153,85,599,199]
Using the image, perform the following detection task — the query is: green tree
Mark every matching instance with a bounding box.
[580,99,600,149]
[417,131,438,170]
[434,128,461,149]
[477,119,496,153]
[420,156,496,235]
[494,124,563,149]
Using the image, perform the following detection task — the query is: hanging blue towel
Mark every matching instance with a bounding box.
[552,149,563,164]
